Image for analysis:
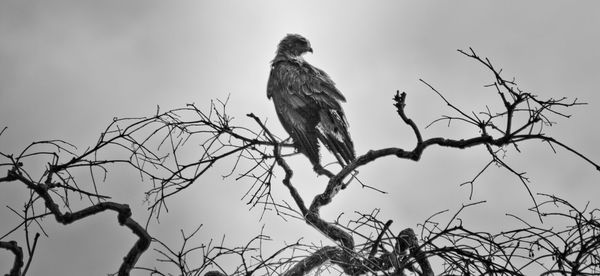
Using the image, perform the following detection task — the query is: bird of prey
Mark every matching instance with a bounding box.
[267,34,355,169]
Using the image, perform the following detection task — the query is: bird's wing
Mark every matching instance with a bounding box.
[316,108,355,165]
[269,59,344,108]
[299,61,355,164]
[297,62,347,110]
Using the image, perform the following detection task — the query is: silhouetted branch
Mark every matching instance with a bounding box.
[3,168,150,276]
[0,240,23,276]
[423,193,600,275]
[141,225,309,276]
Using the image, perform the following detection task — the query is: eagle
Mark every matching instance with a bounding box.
[267,34,355,169]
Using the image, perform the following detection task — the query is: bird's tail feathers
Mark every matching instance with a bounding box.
[316,110,355,166]
[292,128,321,167]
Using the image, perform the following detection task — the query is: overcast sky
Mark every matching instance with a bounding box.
[1,1,600,275]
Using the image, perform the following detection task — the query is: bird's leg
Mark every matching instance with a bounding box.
[330,156,359,190]
[282,136,293,143]
[313,163,335,178]
[341,170,359,190]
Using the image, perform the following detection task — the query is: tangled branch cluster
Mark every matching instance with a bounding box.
[417,194,600,275]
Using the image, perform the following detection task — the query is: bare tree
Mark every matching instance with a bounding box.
[1,49,598,275]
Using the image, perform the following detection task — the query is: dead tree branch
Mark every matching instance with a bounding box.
[0,240,23,276]
[2,168,150,275]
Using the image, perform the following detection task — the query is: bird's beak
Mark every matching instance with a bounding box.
[307,47,313,53]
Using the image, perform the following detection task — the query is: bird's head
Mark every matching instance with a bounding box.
[276,34,313,57]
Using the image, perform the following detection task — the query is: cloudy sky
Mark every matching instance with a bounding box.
[1,1,599,275]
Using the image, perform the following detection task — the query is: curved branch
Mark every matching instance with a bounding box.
[0,240,23,276]
[282,246,340,276]
[5,169,151,276]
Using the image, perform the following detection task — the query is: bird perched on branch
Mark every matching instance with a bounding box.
[267,34,355,169]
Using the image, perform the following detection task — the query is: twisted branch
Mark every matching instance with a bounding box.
[3,168,150,275]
